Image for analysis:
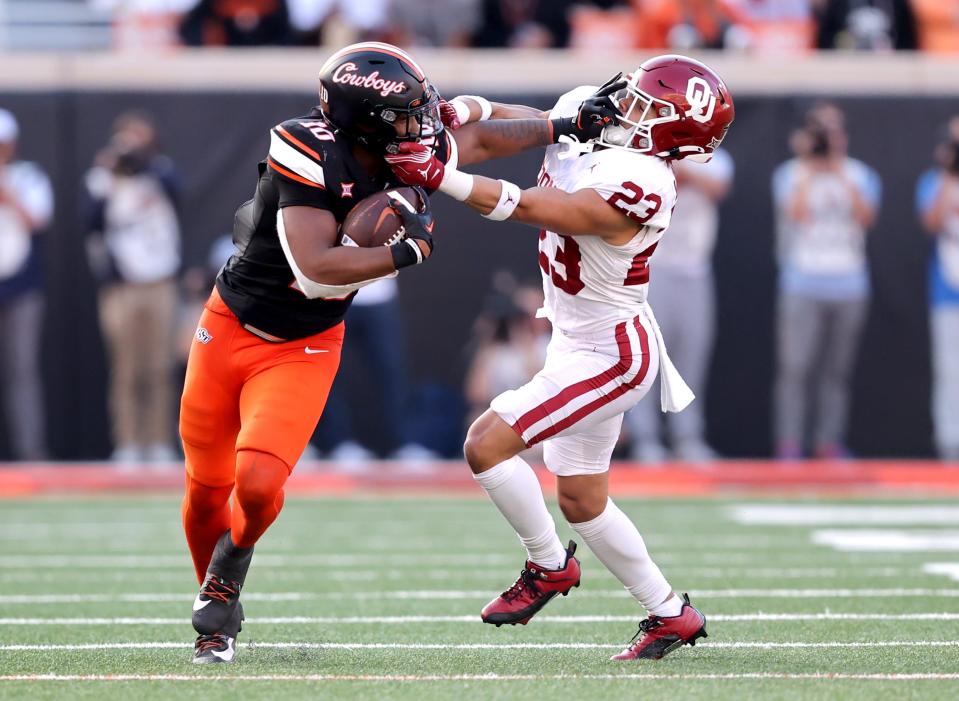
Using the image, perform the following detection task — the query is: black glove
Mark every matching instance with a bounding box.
[389,186,435,270]
[550,73,627,143]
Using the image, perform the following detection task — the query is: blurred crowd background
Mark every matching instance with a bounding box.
[3,0,959,53]
[1,1,959,468]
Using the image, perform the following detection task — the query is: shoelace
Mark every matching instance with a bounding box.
[626,616,664,648]
[195,633,228,653]
[500,568,541,602]
[200,575,238,604]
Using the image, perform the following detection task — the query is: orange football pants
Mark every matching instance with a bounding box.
[179,288,343,580]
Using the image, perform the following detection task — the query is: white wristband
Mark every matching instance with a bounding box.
[483,180,522,221]
[439,167,474,201]
[450,98,471,126]
[454,95,493,122]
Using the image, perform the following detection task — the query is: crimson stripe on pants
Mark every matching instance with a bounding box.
[513,316,650,447]
[511,320,633,439]
[526,317,651,446]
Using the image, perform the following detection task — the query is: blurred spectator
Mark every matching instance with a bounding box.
[85,111,181,464]
[722,0,813,53]
[179,0,292,46]
[568,4,641,50]
[636,0,751,50]
[91,0,197,49]
[0,109,53,461]
[815,0,917,50]
[625,148,734,463]
[391,0,480,47]
[917,118,959,461]
[286,0,389,46]
[472,0,624,48]
[312,277,437,463]
[771,102,880,460]
[175,233,235,367]
[911,0,959,53]
[464,273,547,424]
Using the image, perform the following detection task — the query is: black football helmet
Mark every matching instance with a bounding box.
[318,42,443,149]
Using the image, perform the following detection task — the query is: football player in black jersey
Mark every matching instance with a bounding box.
[179,41,619,664]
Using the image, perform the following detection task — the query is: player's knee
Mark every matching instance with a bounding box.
[463,421,502,474]
[558,489,606,524]
[234,450,290,513]
[464,411,523,474]
[184,477,232,516]
[462,429,488,474]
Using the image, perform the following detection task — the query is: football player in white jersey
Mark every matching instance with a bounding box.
[388,55,734,660]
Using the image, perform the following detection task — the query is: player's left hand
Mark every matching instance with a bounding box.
[385,142,446,191]
[573,73,627,139]
[438,100,462,130]
[391,186,435,260]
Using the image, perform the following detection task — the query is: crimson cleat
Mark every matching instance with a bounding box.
[481,540,581,626]
[611,593,707,661]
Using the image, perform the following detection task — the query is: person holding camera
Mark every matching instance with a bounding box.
[86,111,181,466]
[0,109,53,461]
[917,117,959,462]
[771,102,881,460]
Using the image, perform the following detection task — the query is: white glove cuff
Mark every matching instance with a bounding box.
[482,180,522,221]
[453,95,493,123]
[438,167,474,201]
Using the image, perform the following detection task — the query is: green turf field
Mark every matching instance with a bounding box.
[1,495,958,700]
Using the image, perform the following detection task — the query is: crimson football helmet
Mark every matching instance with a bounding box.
[318,42,443,148]
[599,54,734,162]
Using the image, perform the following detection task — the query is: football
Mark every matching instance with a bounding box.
[340,187,426,248]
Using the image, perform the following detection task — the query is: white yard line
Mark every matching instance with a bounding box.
[2,613,959,625]
[923,563,959,583]
[0,552,804,567]
[0,566,910,585]
[812,530,959,552]
[1,588,956,605]
[1,641,957,652]
[732,505,959,525]
[2,673,959,682]
[0,554,518,568]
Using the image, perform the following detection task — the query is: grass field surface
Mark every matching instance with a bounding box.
[1,495,958,700]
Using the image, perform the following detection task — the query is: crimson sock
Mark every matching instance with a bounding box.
[182,475,233,583]
[230,450,290,549]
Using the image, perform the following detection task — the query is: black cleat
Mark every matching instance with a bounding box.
[192,530,253,636]
[192,632,237,664]
[192,601,244,664]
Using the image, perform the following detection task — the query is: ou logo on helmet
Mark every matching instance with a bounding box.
[684,77,716,124]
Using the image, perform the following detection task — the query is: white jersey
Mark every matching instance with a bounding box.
[537,86,678,337]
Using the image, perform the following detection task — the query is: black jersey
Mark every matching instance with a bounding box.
[216,108,456,341]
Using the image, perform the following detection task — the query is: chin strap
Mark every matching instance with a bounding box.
[556,134,597,160]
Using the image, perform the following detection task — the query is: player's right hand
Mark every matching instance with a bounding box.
[390,186,435,262]
[385,142,446,191]
[438,99,462,130]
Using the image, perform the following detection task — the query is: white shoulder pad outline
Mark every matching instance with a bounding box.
[269,127,326,188]
[276,209,395,300]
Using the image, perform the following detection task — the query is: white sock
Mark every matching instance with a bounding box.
[473,455,567,570]
[570,498,679,616]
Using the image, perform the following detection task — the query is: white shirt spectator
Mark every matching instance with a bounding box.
[86,166,181,283]
[0,161,53,279]
[772,157,881,299]
[651,149,733,276]
[286,0,388,34]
